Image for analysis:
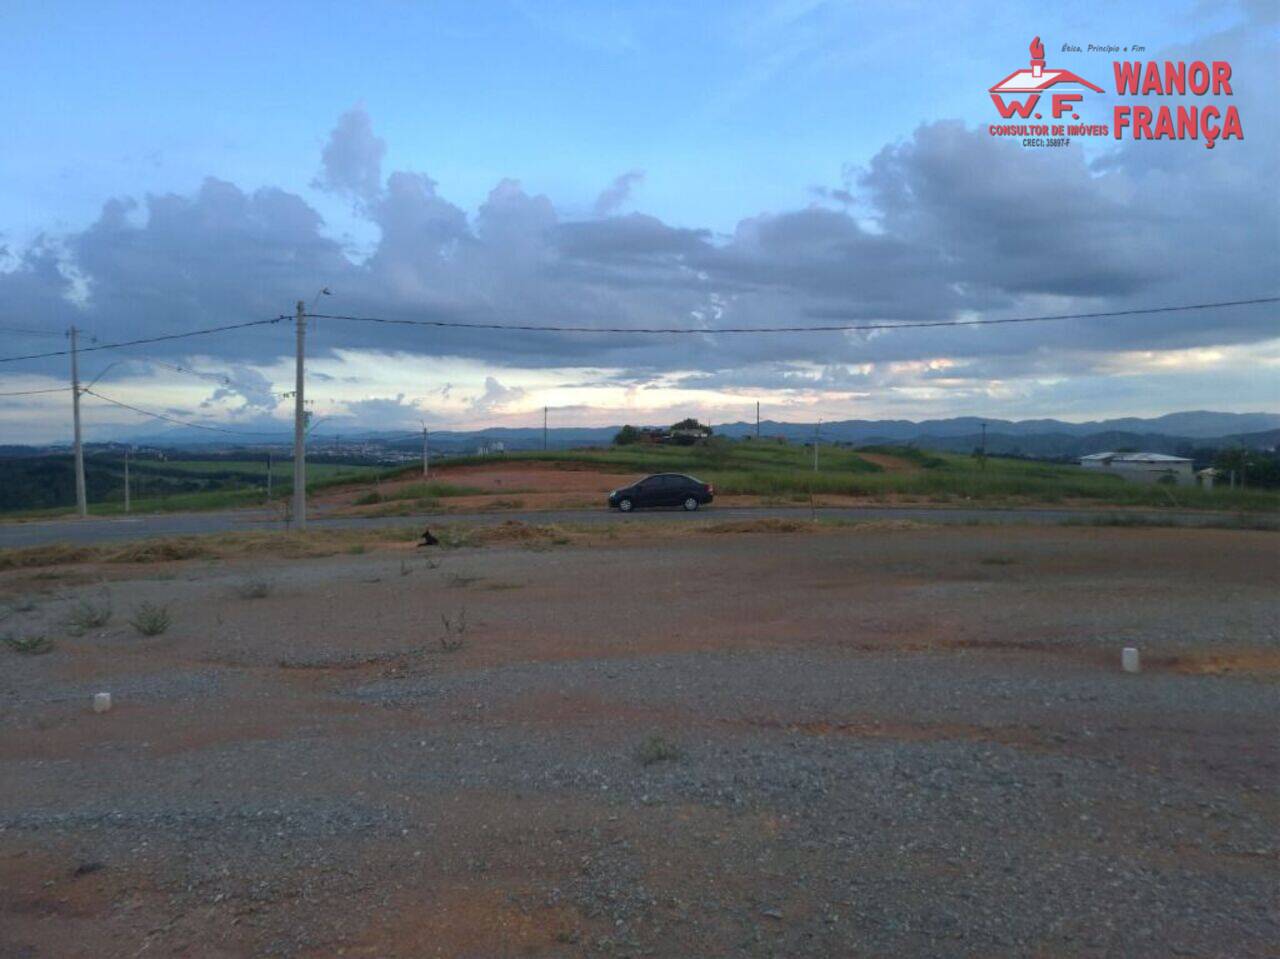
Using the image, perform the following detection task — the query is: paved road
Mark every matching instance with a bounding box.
[0,503,1260,549]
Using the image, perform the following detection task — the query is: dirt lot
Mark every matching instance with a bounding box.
[318,461,642,514]
[1,523,1277,958]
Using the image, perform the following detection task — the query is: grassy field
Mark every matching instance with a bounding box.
[0,458,387,520]
[421,441,1280,512]
[6,442,1278,518]
[139,460,377,481]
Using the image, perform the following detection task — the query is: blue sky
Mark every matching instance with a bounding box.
[0,1,1276,442]
[2,0,1242,239]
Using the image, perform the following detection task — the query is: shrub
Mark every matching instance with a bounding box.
[4,634,54,655]
[636,734,682,766]
[353,491,383,506]
[67,593,113,633]
[129,601,171,636]
[439,609,468,651]
[6,596,37,614]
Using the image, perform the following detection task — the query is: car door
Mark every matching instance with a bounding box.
[658,474,685,507]
[634,476,663,507]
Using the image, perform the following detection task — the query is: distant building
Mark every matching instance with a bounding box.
[1195,467,1221,490]
[1079,452,1195,486]
[669,424,712,445]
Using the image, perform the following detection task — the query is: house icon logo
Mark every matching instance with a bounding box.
[990,37,1103,120]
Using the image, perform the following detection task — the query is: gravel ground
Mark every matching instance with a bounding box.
[0,523,1276,957]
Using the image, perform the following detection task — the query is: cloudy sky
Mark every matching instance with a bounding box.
[0,0,1276,443]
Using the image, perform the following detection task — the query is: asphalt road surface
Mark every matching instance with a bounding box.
[0,503,1260,549]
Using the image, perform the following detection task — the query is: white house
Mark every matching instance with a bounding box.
[1079,452,1195,486]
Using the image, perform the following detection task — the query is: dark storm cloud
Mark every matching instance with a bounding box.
[861,121,1162,298]
[593,170,645,217]
[554,213,711,260]
[312,105,386,204]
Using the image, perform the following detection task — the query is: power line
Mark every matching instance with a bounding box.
[306,296,1279,335]
[0,386,72,397]
[0,326,63,338]
[105,351,235,387]
[82,388,292,437]
[0,316,288,364]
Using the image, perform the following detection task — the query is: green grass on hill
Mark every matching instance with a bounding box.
[418,442,1280,512]
[0,459,390,520]
[141,459,377,481]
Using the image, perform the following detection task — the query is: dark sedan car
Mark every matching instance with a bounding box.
[607,473,715,512]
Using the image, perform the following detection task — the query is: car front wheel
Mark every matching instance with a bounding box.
[683,496,699,511]
[618,498,634,512]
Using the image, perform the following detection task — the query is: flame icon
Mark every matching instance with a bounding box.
[1030,36,1045,60]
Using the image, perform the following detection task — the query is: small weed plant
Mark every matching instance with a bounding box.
[129,601,172,637]
[636,734,682,766]
[4,634,54,655]
[439,609,468,652]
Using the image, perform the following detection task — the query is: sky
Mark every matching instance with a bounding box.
[0,0,1277,443]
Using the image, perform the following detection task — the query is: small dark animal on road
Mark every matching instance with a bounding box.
[418,527,440,547]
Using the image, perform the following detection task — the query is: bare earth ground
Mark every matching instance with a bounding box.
[1,523,1277,958]
[317,462,642,514]
[315,460,953,515]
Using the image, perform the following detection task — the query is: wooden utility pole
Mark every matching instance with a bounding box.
[292,300,307,530]
[69,326,87,517]
[813,419,820,472]
[123,447,131,513]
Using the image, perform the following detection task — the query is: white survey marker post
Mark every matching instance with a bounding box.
[1122,647,1141,673]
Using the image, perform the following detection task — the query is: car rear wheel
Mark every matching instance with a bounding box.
[683,496,699,511]
[618,498,634,512]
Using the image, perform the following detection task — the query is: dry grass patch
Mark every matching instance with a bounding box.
[463,520,575,548]
[0,527,421,571]
[1160,649,1280,678]
[0,544,98,570]
[698,518,930,536]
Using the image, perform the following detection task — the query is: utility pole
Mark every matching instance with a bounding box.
[123,447,131,513]
[980,422,988,471]
[543,406,548,451]
[813,419,820,472]
[422,424,430,479]
[292,300,307,530]
[69,326,87,517]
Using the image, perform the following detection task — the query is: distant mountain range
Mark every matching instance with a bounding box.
[8,411,1278,461]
